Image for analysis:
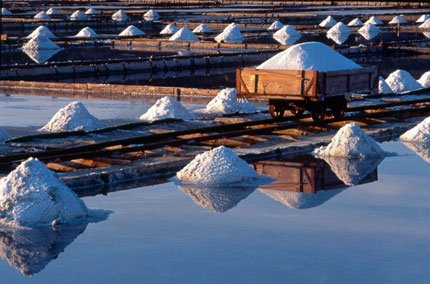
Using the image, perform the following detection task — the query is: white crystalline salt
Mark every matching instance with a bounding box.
[26,26,56,39]
[347,18,363,27]
[313,122,385,159]
[46,8,59,15]
[273,35,300,45]
[419,19,430,28]
[389,16,407,24]
[169,27,199,41]
[385,69,422,93]
[74,27,98,38]
[139,96,196,122]
[85,8,99,15]
[119,25,145,36]
[416,14,430,23]
[378,76,394,94]
[418,71,430,88]
[327,22,350,35]
[111,9,128,22]
[40,101,105,132]
[34,11,50,20]
[23,35,60,50]
[70,10,87,21]
[22,48,60,64]
[0,128,11,142]
[319,16,337,28]
[358,23,380,40]
[160,24,179,35]
[206,88,257,114]
[192,24,213,33]
[273,25,301,37]
[143,9,159,21]
[2,8,12,15]
[256,42,361,71]
[365,16,383,25]
[400,116,430,143]
[0,158,90,227]
[214,23,244,43]
[267,20,284,31]
[177,146,267,186]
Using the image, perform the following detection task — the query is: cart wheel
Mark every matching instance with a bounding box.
[331,97,347,119]
[310,103,326,122]
[269,104,284,119]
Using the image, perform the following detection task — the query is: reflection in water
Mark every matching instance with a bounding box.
[273,35,301,45]
[22,48,60,64]
[178,185,256,213]
[402,141,430,163]
[326,32,350,45]
[0,224,87,276]
[359,30,380,41]
[423,32,430,40]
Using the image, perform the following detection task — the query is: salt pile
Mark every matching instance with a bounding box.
[26,26,56,39]
[347,18,363,27]
[46,8,59,15]
[192,24,213,34]
[327,32,350,45]
[378,76,394,94]
[139,96,196,122]
[70,10,87,21]
[326,22,350,44]
[2,8,12,15]
[400,116,430,143]
[23,48,60,64]
[267,20,284,31]
[34,11,51,20]
[418,71,430,88]
[74,27,98,38]
[160,24,179,35]
[358,23,380,40]
[85,8,99,15]
[214,23,244,43]
[0,128,11,142]
[256,42,361,71]
[143,9,159,21]
[385,70,422,93]
[416,14,430,23]
[273,25,301,37]
[389,16,407,25]
[0,158,90,227]
[419,19,430,28]
[177,146,269,186]
[119,25,145,36]
[169,27,199,41]
[206,88,258,114]
[22,35,60,50]
[319,16,337,28]
[111,9,128,22]
[365,16,383,25]
[313,122,385,159]
[40,101,105,132]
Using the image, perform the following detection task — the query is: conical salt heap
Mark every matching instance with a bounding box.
[400,116,430,143]
[169,27,199,41]
[139,96,196,122]
[192,24,213,34]
[119,25,145,36]
[23,35,60,50]
[111,9,128,22]
[85,8,99,15]
[2,8,12,15]
[365,16,383,25]
[40,101,105,132]
[378,76,394,94]
[313,122,385,159]
[319,16,337,28]
[389,16,407,25]
[74,27,99,38]
[385,70,422,93]
[46,8,59,15]
[347,18,363,27]
[26,26,56,39]
[326,22,350,44]
[418,71,430,88]
[160,24,179,35]
[34,11,50,20]
[416,14,430,23]
[206,88,257,114]
[143,9,159,21]
[419,19,430,28]
[358,23,380,40]
[70,10,87,21]
[214,23,243,43]
[273,25,301,37]
[267,20,284,31]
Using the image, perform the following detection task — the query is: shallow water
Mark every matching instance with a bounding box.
[0,141,429,283]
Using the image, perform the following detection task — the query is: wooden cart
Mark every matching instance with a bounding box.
[236,65,379,121]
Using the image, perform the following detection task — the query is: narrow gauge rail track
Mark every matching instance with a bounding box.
[1,96,430,171]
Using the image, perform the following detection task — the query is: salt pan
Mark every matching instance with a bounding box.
[378,76,394,94]
[85,8,99,15]
[385,69,422,93]
[22,35,60,50]
[34,11,50,20]
[160,24,179,35]
[273,25,301,37]
[139,96,196,122]
[358,23,380,40]
[365,16,383,25]
[347,18,363,27]
[256,42,361,71]
[2,8,12,15]
[192,24,213,33]
[206,88,258,114]
[70,10,87,21]
[214,23,243,43]
[119,25,145,36]
[418,71,430,88]
[26,26,56,39]
[400,116,430,143]
[267,20,284,31]
[416,14,430,23]
[389,16,407,24]
[419,19,430,28]
[169,27,199,41]
[313,122,385,159]
[0,128,11,142]
[75,27,98,38]
[319,16,337,28]
[111,9,128,22]
[40,101,105,132]
[46,8,59,15]
[143,9,159,21]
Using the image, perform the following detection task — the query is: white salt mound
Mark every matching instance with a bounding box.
[75,27,98,38]
[273,25,301,37]
[365,16,383,25]
[0,158,90,227]
[273,35,300,45]
[70,10,87,21]
[0,128,11,142]
[23,35,60,50]
[169,27,199,41]
[319,16,337,28]
[111,9,128,22]
[313,122,385,159]
[378,76,394,94]
[416,14,430,23]
[160,24,179,35]
[389,16,407,24]
[214,24,243,43]
[177,146,266,186]
[327,32,350,45]
[400,116,430,143]
[85,8,99,15]
[206,88,257,114]
[327,22,350,35]
[27,26,56,39]
[347,18,363,27]
[418,71,430,88]
[385,69,422,93]
[2,8,12,15]
[419,19,430,28]
[40,101,105,132]
[119,25,145,36]
[144,9,159,21]
[268,20,284,31]
[46,8,59,15]
[192,24,213,33]
[34,11,50,20]
[256,42,361,71]
[358,23,380,40]
[139,96,196,122]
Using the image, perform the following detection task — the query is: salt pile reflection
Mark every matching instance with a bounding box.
[22,48,60,64]
[402,141,430,163]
